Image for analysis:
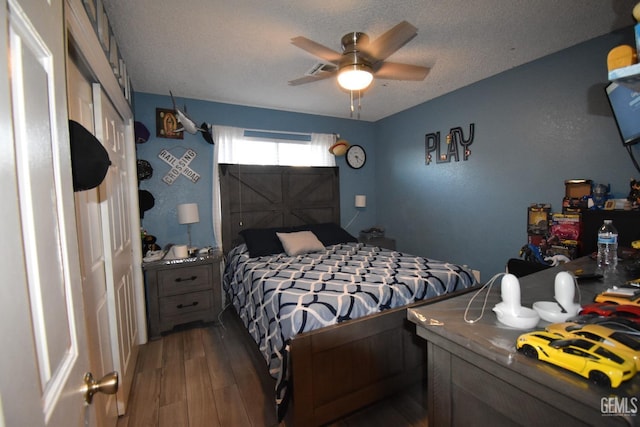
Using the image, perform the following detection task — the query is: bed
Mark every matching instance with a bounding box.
[219,164,478,426]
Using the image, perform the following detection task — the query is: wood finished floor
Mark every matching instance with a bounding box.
[116,309,428,427]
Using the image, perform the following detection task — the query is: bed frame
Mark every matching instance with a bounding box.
[219,163,341,249]
[219,164,467,426]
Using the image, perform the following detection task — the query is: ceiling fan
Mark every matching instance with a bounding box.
[288,21,429,91]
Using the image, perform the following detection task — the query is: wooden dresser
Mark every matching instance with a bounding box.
[409,257,640,426]
[143,252,223,340]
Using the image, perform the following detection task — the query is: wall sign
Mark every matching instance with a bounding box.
[158,148,200,185]
[425,123,475,165]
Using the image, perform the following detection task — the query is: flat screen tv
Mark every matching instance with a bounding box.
[605,82,640,146]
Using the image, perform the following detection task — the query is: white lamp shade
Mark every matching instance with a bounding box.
[355,195,366,208]
[177,203,200,224]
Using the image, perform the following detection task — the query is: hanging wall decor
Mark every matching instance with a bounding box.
[156,108,183,139]
[158,148,200,185]
[425,123,475,165]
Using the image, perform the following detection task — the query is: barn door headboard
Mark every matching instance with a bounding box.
[219,164,340,253]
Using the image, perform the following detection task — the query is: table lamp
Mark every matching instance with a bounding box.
[346,194,366,228]
[177,203,199,249]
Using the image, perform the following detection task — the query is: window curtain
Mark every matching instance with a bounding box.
[211,125,335,249]
[308,133,337,166]
[211,125,244,249]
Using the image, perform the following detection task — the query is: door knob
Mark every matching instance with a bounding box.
[83,371,119,405]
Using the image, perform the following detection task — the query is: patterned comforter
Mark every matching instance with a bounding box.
[223,242,477,417]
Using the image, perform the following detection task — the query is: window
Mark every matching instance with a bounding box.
[211,125,336,249]
[216,126,336,167]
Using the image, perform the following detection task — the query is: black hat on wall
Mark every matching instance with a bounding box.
[138,190,155,218]
[137,159,153,181]
[201,122,214,144]
[135,121,150,143]
[69,120,111,192]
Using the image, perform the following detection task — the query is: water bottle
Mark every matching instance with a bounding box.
[597,219,618,269]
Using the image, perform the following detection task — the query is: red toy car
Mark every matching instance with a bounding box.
[580,303,640,323]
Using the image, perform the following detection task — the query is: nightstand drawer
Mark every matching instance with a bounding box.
[143,253,222,339]
[159,290,213,318]
[158,265,211,296]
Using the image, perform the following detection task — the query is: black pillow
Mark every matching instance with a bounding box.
[239,223,357,258]
[300,223,357,246]
[240,227,292,257]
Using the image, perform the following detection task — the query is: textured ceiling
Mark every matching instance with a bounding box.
[101,0,638,122]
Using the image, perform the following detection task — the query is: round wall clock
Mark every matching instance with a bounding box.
[346,145,366,169]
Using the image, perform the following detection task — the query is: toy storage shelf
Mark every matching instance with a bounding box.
[609,63,640,91]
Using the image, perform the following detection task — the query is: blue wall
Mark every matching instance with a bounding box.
[375,29,640,278]
[135,28,640,279]
[134,95,376,249]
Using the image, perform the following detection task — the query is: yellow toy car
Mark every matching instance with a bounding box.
[516,331,636,388]
[594,289,640,307]
[545,323,640,370]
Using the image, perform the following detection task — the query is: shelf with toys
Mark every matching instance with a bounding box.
[608,3,640,90]
[608,63,640,91]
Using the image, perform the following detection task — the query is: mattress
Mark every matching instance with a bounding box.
[223,241,477,415]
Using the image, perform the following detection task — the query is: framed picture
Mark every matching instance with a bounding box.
[604,200,616,210]
[109,31,119,77]
[82,0,97,26]
[97,0,110,53]
[156,108,183,139]
[118,58,126,89]
[125,75,132,103]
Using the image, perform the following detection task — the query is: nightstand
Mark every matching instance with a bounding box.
[359,236,396,250]
[143,252,223,340]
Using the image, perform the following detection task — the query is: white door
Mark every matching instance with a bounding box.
[93,84,139,414]
[0,0,91,426]
[67,51,119,427]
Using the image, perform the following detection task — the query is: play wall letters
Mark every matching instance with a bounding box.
[425,123,475,165]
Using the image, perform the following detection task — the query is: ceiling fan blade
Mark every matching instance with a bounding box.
[291,36,342,63]
[374,62,430,81]
[288,70,335,86]
[366,21,418,61]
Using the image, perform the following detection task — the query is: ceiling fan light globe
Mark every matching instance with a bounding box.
[338,66,373,91]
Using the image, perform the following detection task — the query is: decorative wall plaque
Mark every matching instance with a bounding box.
[158,148,200,185]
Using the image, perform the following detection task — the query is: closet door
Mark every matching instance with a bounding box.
[67,51,119,427]
[93,84,139,414]
[0,0,91,425]
[64,0,145,417]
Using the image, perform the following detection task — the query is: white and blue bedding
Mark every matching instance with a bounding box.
[223,241,477,415]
